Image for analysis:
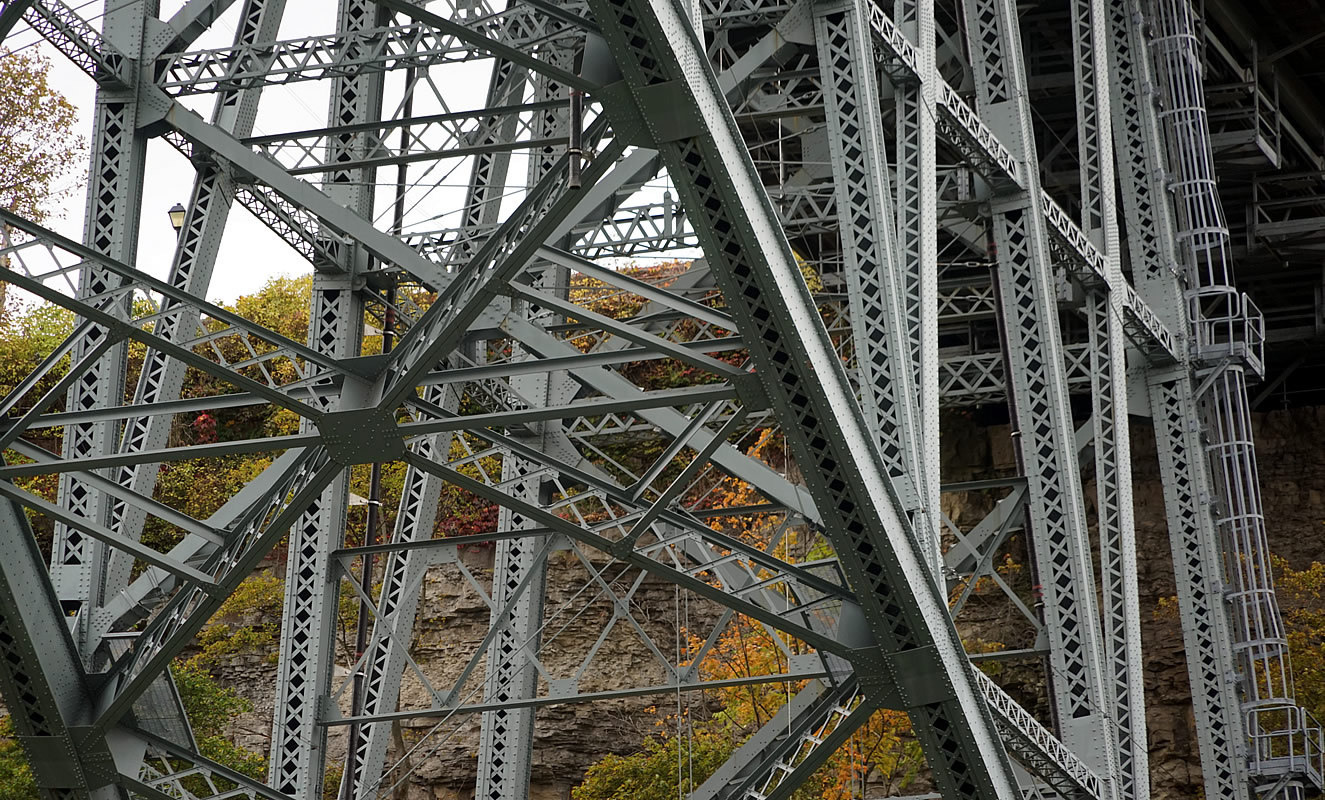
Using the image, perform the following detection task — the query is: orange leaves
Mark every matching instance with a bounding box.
[690,426,787,548]
[686,612,925,796]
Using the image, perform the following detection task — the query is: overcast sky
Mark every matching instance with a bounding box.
[10,1,370,305]
[9,1,694,310]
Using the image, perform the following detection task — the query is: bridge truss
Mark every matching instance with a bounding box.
[0,0,1319,798]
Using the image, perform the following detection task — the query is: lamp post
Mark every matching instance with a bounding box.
[167,203,186,233]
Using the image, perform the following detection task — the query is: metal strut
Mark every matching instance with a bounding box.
[0,2,1310,800]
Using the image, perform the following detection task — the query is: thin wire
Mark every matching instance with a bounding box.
[675,580,683,799]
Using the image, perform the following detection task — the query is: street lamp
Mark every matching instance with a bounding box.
[168,203,186,233]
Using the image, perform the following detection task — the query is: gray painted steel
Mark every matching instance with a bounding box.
[0,0,1316,798]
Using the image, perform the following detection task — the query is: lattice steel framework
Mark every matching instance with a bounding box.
[0,0,1317,799]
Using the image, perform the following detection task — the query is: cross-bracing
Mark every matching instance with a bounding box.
[0,0,1318,798]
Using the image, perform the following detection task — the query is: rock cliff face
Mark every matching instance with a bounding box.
[938,405,1325,799]
[211,405,1325,800]
[220,545,721,799]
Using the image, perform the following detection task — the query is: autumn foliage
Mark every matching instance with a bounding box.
[0,47,82,222]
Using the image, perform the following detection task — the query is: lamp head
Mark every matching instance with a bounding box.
[168,203,187,232]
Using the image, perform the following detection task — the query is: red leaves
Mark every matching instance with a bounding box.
[193,412,217,444]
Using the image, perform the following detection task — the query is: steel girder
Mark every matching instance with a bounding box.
[474,54,574,800]
[93,0,291,657]
[959,0,1119,793]
[813,0,932,572]
[1070,0,1148,796]
[269,0,381,791]
[48,0,148,661]
[0,0,1304,798]
[891,0,942,583]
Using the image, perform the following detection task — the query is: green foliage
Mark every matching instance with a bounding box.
[172,661,267,782]
[144,456,275,553]
[230,275,313,343]
[193,573,285,667]
[172,660,252,739]
[322,761,344,800]
[572,733,739,800]
[0,716,38,800]
[0,300,74,405]
[201,735,269,784]
[0,300,76,555]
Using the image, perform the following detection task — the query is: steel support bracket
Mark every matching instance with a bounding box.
[20,727,116,791]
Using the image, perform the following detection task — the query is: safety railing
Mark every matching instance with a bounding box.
[1247,703,1325,792]
[1190,286,1266,378]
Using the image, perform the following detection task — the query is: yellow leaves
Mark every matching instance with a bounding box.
[0,715,37,798]
[995,552,1023,577]
[792,251,824,294]
[0,47,84,222]
[1153,594,1180,621]
[191,572,285,668]
[693,427,788,549]
[264,406,302,437]
[689,609,924,795]
[1273,558,1325,731]
[567,261,694,320]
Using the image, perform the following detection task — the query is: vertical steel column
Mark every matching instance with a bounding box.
[1104,0,1185,326]
[341,387,455,800]
[1070,0,1149,796]
[892,0,942,580]
[269,1,380,795]
[475,361,557,800]
[1147,371,1251,799]
[474,59,570,800]
[269,287,362,799]
[95,0,288,633]
[960,0,1118,791]
[1106,4,1249,795]
[49,0,151,656]
[1086,291,1149,800]
[813,0,930,571]
[348,57,531,799]
[475,444,549,800]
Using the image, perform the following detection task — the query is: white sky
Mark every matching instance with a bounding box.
[7,2,328,304]
[8,1,692,308]
[10,0,483,305]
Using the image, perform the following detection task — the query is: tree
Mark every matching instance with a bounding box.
[1272,557,1325,721]
[171,660,267,781]
[0,45,84,318]
[573,733,740,800]
[0,716,37,800]
[0,46,83,222]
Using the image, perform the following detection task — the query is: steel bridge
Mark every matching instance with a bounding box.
[0,0,1322,798]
